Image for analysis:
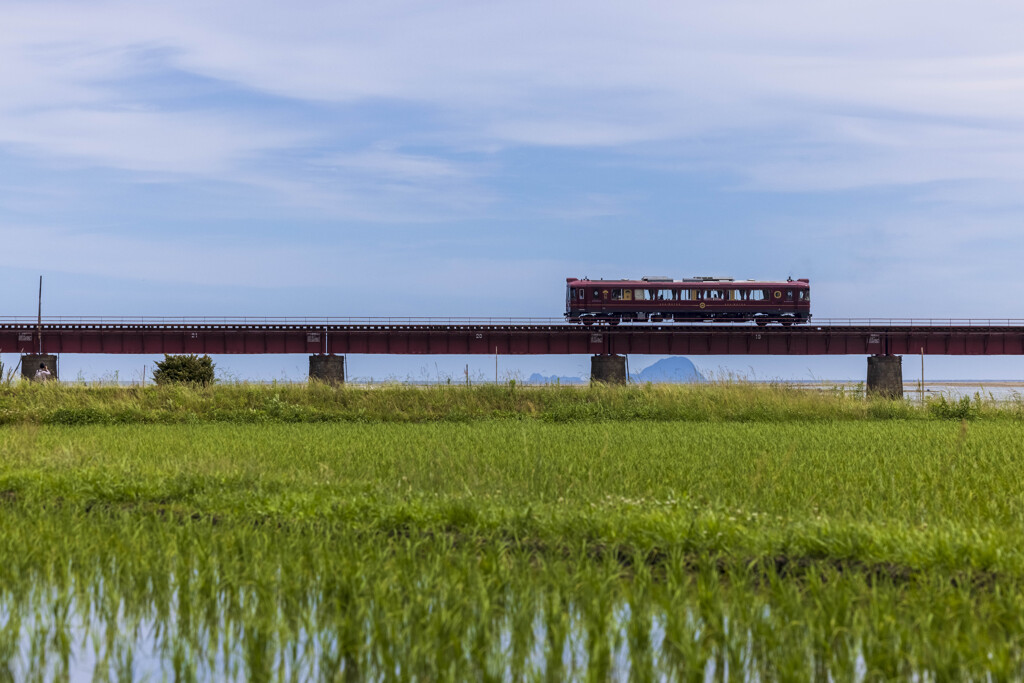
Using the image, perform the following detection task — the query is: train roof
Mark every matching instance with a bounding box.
[567,277,810,286]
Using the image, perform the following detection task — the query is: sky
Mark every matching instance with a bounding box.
[3,0,1024,381]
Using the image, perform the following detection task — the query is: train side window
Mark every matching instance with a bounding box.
[749,290,763,301]
[593,290,602,300]
[569,288,576,300]
[611,289,623,300]
[656,289,673,300]
[785,290,794,301]
[579,289,585,300]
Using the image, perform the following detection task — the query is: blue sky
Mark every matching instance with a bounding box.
[3,0,1024,381]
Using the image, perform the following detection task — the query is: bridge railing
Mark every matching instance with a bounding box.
[0,316,570,327]
[2,317,1024,328]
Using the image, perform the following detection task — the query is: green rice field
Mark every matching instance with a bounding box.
[1,382,1024,680]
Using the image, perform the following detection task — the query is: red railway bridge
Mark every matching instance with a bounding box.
[5,317,1024,396]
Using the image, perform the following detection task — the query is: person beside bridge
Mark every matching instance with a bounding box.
[35,363,52,382]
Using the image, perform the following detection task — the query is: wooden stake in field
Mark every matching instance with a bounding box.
[920,347,925,402]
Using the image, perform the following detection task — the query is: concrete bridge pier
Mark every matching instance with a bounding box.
[590,354,627,385]
[21,354,58,381]
[867,355,902,399]
[309,354,345,385]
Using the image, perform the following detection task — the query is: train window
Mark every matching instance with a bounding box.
[785,290,794,301]
[655,289,673,300]
[579,289,585,300]
[633,289,649,300]
[593,290,601,300]
[748,290,762,301]
[569,288,576,300]
[611,289,623,300]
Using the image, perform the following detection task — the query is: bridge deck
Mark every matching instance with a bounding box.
[2,318,1024,355]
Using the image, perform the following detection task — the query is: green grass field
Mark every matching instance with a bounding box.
[1,383,1023,680]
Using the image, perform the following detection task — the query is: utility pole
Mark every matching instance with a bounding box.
[37,275,42,354]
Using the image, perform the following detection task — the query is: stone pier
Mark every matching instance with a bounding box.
[590,354,627,385]
[866,355,902,399]
[309,355,345,385]
[21,354,58,381]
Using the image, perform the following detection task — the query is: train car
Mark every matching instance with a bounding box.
[565,276,811,325]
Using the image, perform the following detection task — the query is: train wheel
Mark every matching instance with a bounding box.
[781,319,793,327]
[582,319,593,326]
[755,318,768,327]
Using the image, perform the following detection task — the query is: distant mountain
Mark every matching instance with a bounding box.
[632,357,705,383]
[527,373,586,385]
[527,357,704,384]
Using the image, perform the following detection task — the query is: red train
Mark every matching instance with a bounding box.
[565,276,811,325]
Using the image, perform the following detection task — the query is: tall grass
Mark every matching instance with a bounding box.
[0,380,1016,425]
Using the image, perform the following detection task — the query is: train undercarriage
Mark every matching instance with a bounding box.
[567,312,811,326]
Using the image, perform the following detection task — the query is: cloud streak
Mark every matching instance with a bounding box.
[2,0,1023,194]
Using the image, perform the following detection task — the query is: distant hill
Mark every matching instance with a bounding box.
[527,357,704,384]
[527,373,586,385]
[632,357,705,383]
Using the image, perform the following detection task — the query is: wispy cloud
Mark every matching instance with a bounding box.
[4,0,1024,194]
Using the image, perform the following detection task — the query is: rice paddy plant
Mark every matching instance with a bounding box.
[1,384,1024,677]
[1,507,1024,680]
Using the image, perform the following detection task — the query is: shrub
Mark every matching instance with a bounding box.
[152,354,216,386]
[927,394,978,420]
